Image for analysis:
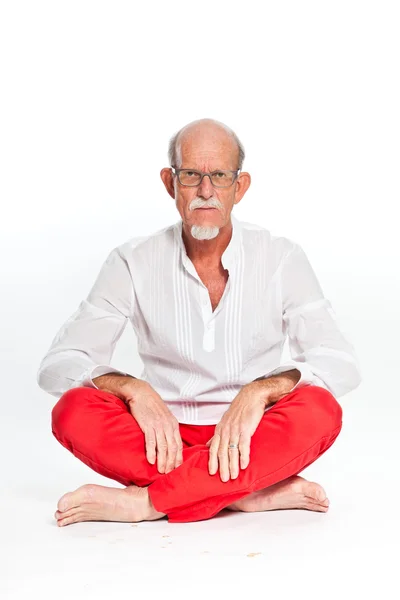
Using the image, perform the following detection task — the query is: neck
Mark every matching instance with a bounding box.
[181,218,233,267]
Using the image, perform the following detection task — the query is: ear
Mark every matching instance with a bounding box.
[160,167,175,200]
[233,171,251,205]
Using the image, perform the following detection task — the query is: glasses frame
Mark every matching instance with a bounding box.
[171,166,241,188]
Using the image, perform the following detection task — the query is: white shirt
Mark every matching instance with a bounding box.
[37,214,361,424]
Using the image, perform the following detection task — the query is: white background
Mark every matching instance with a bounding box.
[1,1,399,598]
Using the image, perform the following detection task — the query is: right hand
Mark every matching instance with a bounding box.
[124,380,184,474]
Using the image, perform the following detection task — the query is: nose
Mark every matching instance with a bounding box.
[197,173,214,199]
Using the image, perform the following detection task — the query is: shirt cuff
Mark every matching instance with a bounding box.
[262,362,316,393]
[73,365,131,390]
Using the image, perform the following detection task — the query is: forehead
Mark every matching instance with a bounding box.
[179,127,237,169]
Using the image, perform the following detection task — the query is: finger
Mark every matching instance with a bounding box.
[144,428,157,465]
[163,424,178,473]
[154,426,168,474]
[228,433,241,480]
[208,434,220,475]
[173,428,184,469]
[239,431,251,470]
[218,432,230,482]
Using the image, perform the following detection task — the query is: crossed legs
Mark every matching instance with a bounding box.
[51,385,342,525]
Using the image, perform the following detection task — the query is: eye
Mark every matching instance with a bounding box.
[214,171,228,178]
[185,171,198,177]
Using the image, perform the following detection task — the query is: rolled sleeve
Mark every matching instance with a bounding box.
[37,246,136,398]
[265,361,329,392]
[267,243,362,398]
[71,364,132,391]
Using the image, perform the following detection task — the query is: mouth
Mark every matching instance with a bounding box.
[196,207,216,211]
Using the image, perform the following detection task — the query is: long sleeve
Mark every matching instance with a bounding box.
[37,246,135,399]
[262,242,362,398]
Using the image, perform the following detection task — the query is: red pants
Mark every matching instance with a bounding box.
[51,385,343,523]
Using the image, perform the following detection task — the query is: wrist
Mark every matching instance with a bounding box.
[246,379,274,407]
[121,378,151,405]
[92,373,141,402]
[248,369,301,406]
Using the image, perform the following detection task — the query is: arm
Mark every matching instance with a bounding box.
[37,245,137,398]
[255,243,362,398]
[91,372,140,401]
[250,368,301,406]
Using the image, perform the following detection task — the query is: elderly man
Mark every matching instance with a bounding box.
[37,118,361,526]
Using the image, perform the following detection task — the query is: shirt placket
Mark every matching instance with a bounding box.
[199,275,232,352]
[200,286,215,352]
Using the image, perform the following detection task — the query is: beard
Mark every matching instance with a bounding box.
[187,196,223,240]
[190,224,220,240]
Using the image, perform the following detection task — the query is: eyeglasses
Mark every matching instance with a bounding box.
[171,166,240,188]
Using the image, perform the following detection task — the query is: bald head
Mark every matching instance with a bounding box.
[168,118,245,171]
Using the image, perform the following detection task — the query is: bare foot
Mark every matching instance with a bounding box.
[54,484,166,527]
[226,475,330,513]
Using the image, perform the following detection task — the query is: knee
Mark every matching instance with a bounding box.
[305,385,343,430]
[51,387,92,438]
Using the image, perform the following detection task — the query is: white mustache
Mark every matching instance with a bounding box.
[189,197,223,211]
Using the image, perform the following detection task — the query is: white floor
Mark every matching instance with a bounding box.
[2,376,399,600]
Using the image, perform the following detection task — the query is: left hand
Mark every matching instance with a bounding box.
[205,383,268,482]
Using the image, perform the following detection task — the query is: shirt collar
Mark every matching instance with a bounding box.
[174,212,242,270]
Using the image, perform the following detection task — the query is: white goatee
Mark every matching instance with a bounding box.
[190,224,220,240]
[188,197,224,240]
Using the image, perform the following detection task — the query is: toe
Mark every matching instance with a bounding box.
[307,496,329,510]
[312,484,326,502]
[55,509,68,520]
[305,482,328,504]
[57,484,94,512]
[55,507,81,522]
[305,493,329,505]
[57,510,83,526]
[57,492,76,512]
[306,497,330,512]
[58,517,73,527]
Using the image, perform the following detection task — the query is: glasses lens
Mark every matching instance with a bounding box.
[179,170,202,186]
[210,171,235,187]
